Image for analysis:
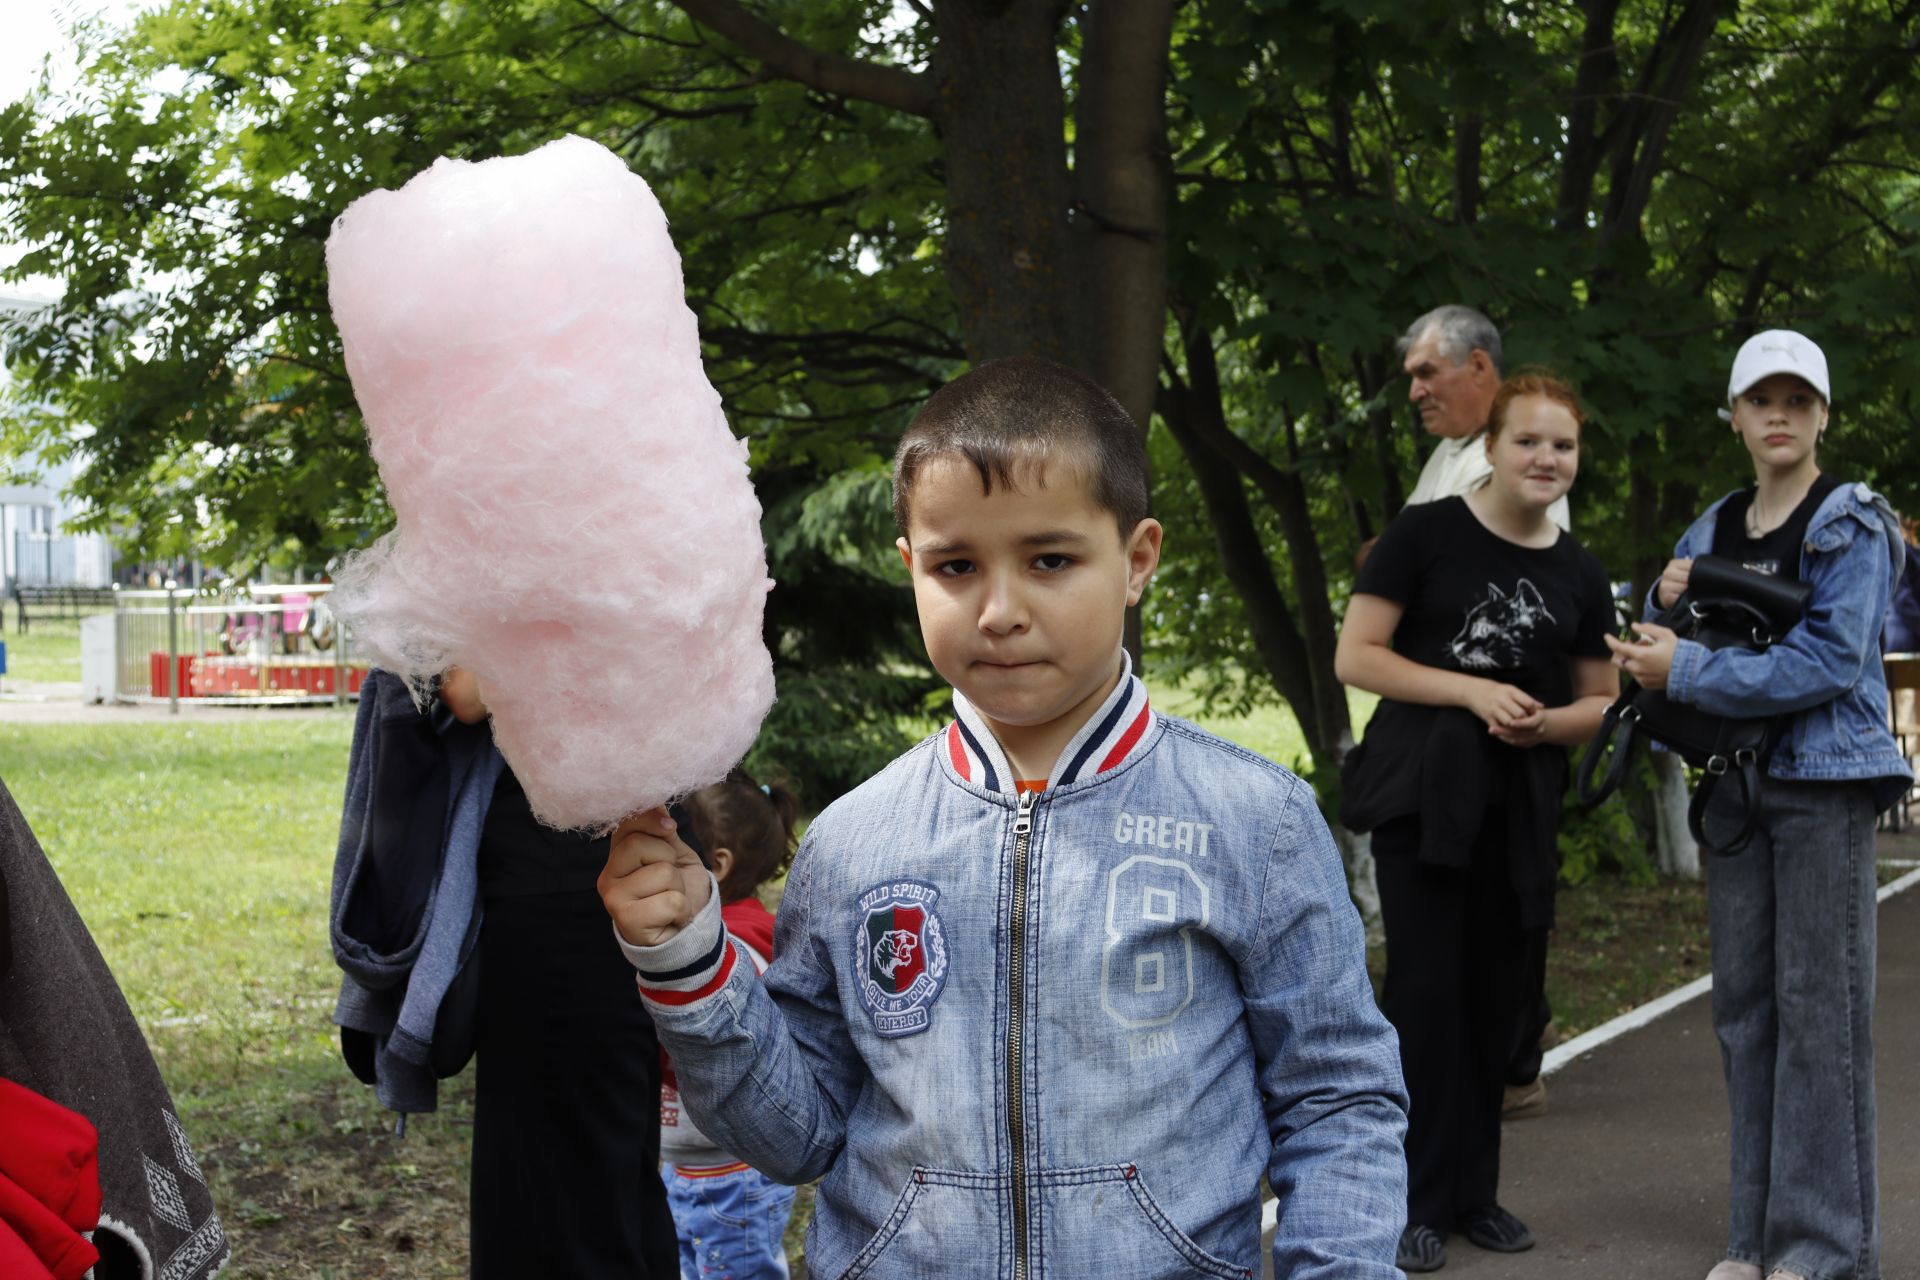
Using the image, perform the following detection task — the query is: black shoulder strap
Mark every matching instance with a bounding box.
[1785,473,1845,581]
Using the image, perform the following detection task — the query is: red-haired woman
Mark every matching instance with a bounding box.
[1336,374,1619,1270]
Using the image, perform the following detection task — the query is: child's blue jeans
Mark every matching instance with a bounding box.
[663,1162,796,1280]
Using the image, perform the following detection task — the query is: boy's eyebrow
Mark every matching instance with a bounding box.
[913,530,1093,556]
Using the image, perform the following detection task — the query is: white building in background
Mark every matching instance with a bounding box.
[0,291,115,592]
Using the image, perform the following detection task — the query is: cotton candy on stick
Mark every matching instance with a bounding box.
[326,135,775,833]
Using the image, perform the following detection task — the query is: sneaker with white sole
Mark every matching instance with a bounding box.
[1704,1263,1761,1280]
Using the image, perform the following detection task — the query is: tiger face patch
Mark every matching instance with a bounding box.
[854,880,950,1038]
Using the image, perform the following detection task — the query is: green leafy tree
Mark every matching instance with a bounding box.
[5,0,1917,827]
[0,0,967,799]
[1150,0,1920,790]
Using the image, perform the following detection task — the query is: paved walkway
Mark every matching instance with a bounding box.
[0,681,347,724]
[1264,857,1919,1277]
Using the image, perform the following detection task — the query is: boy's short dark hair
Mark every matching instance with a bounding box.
[891,356,1149,538]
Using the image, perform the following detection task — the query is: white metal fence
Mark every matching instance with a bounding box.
[113,583,367,707]
[11,531,76,587]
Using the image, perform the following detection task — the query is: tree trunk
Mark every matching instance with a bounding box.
[1171,320,1353,764]
[1072,0,1175,665]
[1160,389,1321,731]
[1651,752,1700,880]
[1072,0,1174,426]
[928,0,1082,366]
[1335,828,1383,943]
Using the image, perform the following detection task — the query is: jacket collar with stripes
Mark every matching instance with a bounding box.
[942,651,1156,796]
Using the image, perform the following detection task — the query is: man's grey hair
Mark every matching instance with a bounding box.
[1397,305,1504,376]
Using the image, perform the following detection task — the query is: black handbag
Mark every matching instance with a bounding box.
[1576,555,1811,856]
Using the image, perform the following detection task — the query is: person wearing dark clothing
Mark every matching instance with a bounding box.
[468,769,679,1278]
[0,781,228,1280]
[1337,374,1617,1271]
[1883,517,1920,653]
[331,667,678,1278]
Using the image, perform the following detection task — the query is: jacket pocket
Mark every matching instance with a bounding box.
[836,1167,1006,1280]
[1038,1164,1254,1280]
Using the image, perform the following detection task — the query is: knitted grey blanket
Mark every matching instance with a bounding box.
[0,778,228,1280]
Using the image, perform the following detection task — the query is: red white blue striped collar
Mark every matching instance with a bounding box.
[944,652,1156,796]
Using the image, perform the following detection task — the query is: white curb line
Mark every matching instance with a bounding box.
[1542,861,1920,1076]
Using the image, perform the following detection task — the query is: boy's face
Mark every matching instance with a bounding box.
[897,453,1161,763]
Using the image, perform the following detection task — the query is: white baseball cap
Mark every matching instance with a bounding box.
[1728,329,1831,406]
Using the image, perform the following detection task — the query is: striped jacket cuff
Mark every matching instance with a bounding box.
[613,877,735,1007]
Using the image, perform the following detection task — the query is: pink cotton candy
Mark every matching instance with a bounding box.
[326,135,775,833]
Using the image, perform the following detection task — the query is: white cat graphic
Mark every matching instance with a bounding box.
[1449,580,1556,670]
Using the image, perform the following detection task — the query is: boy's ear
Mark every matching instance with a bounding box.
[710,846,735,884]
[1123,518,1164,606]
[896,536,913,572]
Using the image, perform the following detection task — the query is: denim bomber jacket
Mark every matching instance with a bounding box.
[621,661,1409,1280]
[1649,480,1912,806]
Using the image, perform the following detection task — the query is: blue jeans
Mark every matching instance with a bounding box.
[663,1162,796,1280]
[1703,779,1879,1279]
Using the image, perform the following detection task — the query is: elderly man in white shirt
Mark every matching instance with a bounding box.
[1399,305,1571,530]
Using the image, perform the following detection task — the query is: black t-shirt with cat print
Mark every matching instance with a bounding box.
[1356,495,1615,707]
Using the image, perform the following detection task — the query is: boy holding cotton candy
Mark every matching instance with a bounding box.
[600,357,1409,1278]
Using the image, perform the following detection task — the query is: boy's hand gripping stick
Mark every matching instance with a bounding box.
[599,807,713,948]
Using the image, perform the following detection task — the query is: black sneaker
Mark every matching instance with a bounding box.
[1397,1224,1447,1272]
[1456,1204,1534,1252]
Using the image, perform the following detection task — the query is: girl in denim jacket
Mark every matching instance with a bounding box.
[1609,330,1911,1280]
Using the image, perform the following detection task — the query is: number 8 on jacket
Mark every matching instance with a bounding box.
[1101,856,1211,1029]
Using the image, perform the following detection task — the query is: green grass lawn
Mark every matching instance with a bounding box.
[1,715,474,1278]
[1,613,108,684]
[0,697,1736,1278]
[1152,683,1379,773]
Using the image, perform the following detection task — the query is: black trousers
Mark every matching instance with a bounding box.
[470,886,679,1279]
[1507,931,1552,1086]
[1374,815,1532,1231]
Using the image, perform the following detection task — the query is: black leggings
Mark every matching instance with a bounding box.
[1373,815,1532,1231]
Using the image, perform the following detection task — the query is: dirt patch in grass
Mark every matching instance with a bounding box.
[183,1071,476,1279]
[1545,876,1710,1038]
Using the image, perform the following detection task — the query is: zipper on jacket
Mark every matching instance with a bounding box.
[1008,786,1037,1280]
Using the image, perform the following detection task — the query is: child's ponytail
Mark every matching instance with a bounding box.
[681,769,800,904]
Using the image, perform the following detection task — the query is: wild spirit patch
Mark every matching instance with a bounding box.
[853,880,950,1038]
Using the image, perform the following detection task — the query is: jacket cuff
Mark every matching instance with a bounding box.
[1666,638,1705,703]
[613,876,734,1006]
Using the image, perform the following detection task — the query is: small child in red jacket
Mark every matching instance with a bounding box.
[658,770,798,1279]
